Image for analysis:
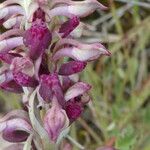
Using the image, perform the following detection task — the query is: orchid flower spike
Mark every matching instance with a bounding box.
[0,0,110,148]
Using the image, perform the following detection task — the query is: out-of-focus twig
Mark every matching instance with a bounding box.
[114,0,150,9]
[78,118,102,143]
[92,4,133,26]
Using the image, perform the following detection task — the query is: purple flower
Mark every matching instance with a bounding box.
[0,110,32,143]
[0,0,110,147]
[23,20,52,60]
[39,73,65,105]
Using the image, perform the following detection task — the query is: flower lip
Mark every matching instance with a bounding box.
[39,74,53,102]
[39,73,65,105]
[23,20,52,60]
[65,100,83,122]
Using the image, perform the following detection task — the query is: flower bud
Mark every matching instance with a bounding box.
[44,99,69,141]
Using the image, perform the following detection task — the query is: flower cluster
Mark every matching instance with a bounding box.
[0,0,110,149]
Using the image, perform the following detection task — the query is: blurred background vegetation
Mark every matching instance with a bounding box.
[0,0,150,150]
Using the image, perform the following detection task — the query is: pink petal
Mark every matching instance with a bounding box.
[61,76,73,92]
[39,73,65,105]
[0,37,23,53]
[0,53,19,64]
[3,16,23,29]
[0,0,22,9]
[0,71,23,93]
[0,29,24,41]
[52,47,108,62]
[1,118,32,143]
[0,80,23,93]
[59,16,80,38]
[65,82,91,101]
[51,0,72,7]
[58,61,87,76]
[0,6,24,20]
[10,57,35,77]
[13,71,38,87]
[49,0,107,18]
[39,75,53,103]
